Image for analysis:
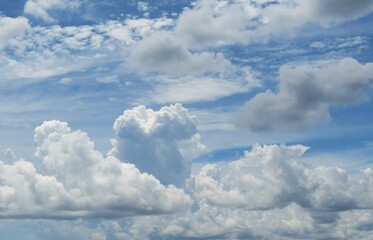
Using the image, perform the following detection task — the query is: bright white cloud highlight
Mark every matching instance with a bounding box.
[192,144,373,211]
[114,144,373,239]
[233,58,373,131]
[0,16,29,50]
[0,119,191,219]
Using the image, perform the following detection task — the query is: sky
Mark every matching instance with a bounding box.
[0,0,373,239]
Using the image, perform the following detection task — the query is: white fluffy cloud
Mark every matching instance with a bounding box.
[172,0,373,46]
[112,144,373,239]
[233,58,373,131]
[0,16,30,50]
[192,144,373,211]
[2,104,373,238]
[110,104,205,187]
[0,119,191,219]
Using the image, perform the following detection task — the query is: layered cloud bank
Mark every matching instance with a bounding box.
[192,144,373,211]
[112,144,373,239]
[2,104,373,239]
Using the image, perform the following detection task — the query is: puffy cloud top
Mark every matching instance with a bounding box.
[111,103,205,187]
[192,144,373,211]
[0,16,29,50]
[0,120,191,219]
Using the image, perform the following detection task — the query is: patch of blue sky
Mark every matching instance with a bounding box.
[0,0,26,18]
[22,0,191,27]
[194,146,247,163]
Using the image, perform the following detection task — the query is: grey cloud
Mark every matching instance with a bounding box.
[233,58,373,131]
[128,32,231,75]
[175,1,252,48]
[315,0,373,20]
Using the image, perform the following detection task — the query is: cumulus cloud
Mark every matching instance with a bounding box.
[0,119,191,219]
[122,202,315,239]
[191,144,373,211]
[110,104,205,187]
[233,58,373,131]
[2,105,373,238]
[128,32,231,75]
[0,16,29,50]
[24,0,82,23]
[113,144,373,239]
[118,203,373,239]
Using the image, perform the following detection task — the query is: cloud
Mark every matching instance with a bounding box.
[0,23,113,84]
[119,203,313,239]
[171,0,373,46]
[0,16,29,50]
[191,144,373,211]
[175,0,256,48]
[312,0,373,21]
[233,58,373,131]
[148,67,258,104]
[0,119,191,219]
[250,0,373,40]
[24,0,82,23]
[110,104,205,187]
[310,36,369,50]
[128,32,231,75]
[114,144,373,239]
[0,17,175,86]
[2,105,373,237]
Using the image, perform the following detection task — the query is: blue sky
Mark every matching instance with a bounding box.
[1,0,373,239]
